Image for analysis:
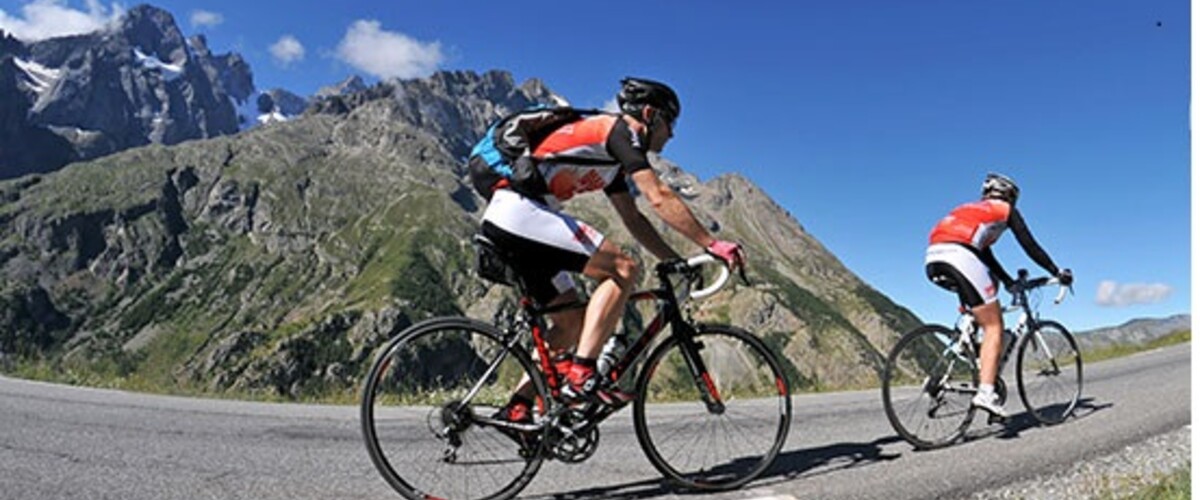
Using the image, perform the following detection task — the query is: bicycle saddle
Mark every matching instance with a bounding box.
[472,234,520,287]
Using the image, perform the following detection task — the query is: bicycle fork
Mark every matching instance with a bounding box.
[676,326,726,414]
[1028,328,1063,376]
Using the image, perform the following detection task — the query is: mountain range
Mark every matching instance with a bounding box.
[0,5,365,181]
[1074,314,1190,351]
[0,3,943,399]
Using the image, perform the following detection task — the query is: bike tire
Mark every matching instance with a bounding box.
[632,324,792,491]
[361,316,548,500]
[1016,320,1082,425]
[881,324,978,450]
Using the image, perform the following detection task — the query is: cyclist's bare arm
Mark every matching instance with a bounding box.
[608,191,679,261]
[629,169,715,249]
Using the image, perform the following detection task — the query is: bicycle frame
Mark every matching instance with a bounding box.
[942,269,1068,376]
[881,268,1075,450]
[516,262,725,415]
[363,250,791,499]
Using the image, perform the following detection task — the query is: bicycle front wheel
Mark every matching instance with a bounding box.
[633,324,791,491]
[1016,320,1082,425]
[361,317,548,500]
[882,324,977,450]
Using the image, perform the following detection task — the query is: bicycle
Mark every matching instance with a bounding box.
[361,234,793,500]
[881,269,1080,449]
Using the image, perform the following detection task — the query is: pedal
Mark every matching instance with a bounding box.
[987,413,1008,425]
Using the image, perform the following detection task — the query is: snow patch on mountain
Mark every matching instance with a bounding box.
[13,57,62,97]
[133,48,183,81]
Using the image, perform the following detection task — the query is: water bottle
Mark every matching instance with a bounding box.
[597,334,627,376]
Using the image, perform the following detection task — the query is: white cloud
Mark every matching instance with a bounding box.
[335,20,442,79]
[0,0,124,42]
[601,97,619,113]
[190,9,222,29]
[1095,280,1173,307]
[269,35,305,67]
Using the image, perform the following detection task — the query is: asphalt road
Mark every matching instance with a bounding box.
[0,343,1188,500]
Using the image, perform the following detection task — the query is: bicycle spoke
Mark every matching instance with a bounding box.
[883,324,976,449]
[361,318,546,500]
[635,326,790,490]
[1017,321,1081,425]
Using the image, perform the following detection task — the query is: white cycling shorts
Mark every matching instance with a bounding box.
[483,189,605,257]
[925,243,999,305]
[480,189,607,303]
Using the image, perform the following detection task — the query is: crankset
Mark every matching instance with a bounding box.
[546,408,600,463]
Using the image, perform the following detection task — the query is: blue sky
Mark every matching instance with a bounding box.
[1,0,1189,332]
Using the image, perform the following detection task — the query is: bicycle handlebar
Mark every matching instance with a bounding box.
[685,254,732,299]
[1010,269,1072,306]
[656,254,733,301]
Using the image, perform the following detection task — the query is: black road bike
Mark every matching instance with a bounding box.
[882,269,1080,449]
[361,235,792,500]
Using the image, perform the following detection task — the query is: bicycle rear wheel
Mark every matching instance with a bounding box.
[1016,320,1082,425]
[882,324,977,449]
[361,317,547,500]
[633,324,791,491]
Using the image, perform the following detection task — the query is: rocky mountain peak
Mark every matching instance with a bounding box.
[306,70,561,159]
[187,34,211,57]
[212,52,254,103]
[315,75,366,98]
[118,4,188,64]
[0,3,252,180]
[0,30,21,55]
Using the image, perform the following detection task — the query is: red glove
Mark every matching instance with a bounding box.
[706,240,746,269]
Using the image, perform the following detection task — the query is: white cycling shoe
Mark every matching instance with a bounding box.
[971,391,1008,419]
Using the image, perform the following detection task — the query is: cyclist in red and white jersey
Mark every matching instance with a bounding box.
[925,173,1073,417]
[484,77,745,424]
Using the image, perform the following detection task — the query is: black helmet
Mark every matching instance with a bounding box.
[617,77,680,126]
[981,172,1020,204]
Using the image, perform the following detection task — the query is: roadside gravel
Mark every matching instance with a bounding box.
[972,425,1191,499]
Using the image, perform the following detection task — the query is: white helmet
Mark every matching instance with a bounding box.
[982,172,1019,204]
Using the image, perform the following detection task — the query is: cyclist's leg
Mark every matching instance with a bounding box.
[559,240,639,404]
[921,243,998,369]
[972,300,1003,385]
[576,240,639,358]
[926,244,1005,415]
[544,290,585,355]
[508,290,585,402]
[480,192,606,404]
[926,241,1003,388]
[481,192,635,365]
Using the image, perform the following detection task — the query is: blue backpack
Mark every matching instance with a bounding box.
[467,106,602,200]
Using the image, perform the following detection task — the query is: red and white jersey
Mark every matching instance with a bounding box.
[929,199,1012,249]
[531,114,650,202]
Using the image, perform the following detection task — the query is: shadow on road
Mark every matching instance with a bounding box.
[530,398,1111,498]
[964,396,1112,443]
[759,435,904,482]
[528,436,904,499]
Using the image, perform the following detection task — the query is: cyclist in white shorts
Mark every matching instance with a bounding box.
[481,78,746,426]
[925,173,1073,418]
